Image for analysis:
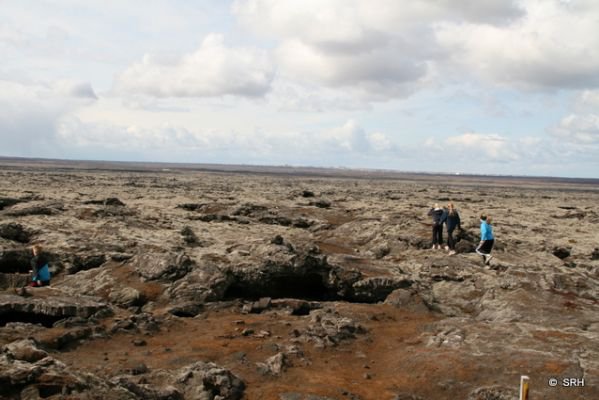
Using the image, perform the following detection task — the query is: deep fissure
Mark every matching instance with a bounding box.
[0,250,32,273]
[0,312,65,328]
[223,273,339,301]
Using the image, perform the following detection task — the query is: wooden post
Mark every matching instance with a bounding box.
[520,375,530,400]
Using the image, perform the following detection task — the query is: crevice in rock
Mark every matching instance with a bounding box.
[290,303,313,316]
[0,249,32,273]
[0,311,64,328]
[224,273,337,302]
[38,384,64,398]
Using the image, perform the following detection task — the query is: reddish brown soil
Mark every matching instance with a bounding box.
[40,302,589,400]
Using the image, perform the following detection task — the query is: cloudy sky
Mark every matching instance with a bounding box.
[1,0,599,177]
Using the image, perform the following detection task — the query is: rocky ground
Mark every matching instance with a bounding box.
[1,162,598,400]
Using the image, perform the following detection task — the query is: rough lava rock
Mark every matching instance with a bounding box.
[135,252,194,281]
[0,223,31,243]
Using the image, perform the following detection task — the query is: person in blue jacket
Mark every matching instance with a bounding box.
[475,214,494,265]
[29,244,51,287]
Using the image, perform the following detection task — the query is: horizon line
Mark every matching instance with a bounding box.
[1,155,598,183]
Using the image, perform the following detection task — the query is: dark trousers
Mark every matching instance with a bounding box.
[432,224,443,245]
[447,229,456,250]
[476,240,494,255]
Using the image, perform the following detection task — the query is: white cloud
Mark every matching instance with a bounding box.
[574,89,599,111]
[552,114,599,145]
[53,117,396,164]
[116,33,275,98]
[443,132,519,161]
[55,80,98,99]
[231,0,528,99]
[267,80,370,112]
[321,120,371,152]
[368,132,393,152]
[550,89,599,152]
[233,0,439,98]
[0,79,97,157]
[435,0,599,90]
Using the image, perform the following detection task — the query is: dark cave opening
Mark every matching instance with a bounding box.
[38,384,64,398]
[0,249,32,273]
[0,311,64,328]
[223,273,339,302]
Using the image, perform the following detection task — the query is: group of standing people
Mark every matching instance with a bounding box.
[428,203,494,264]
[428,202,462,255]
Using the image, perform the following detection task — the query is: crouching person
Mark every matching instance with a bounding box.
[29,244,51,287]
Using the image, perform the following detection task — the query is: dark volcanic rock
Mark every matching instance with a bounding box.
[176,361,245,400]
[297,309,367,347]
[115,360,245,399]
[109,287,145,308]
[259,215,293,226]
[0,294,109,326]
[111,377,182,400]
[256,352,287,376]
[0,223,31,243]
[384,288,429,312]
[393,394,424,400]
[301,190,315,198]
[0,272,30,290]
[2,338,48,362]
[84,197,126,206]
[280,394,337,400]
[67,254,107,274]
[292,218,312,228]
[0,353,137,400]
[176,203,206,212]
[372,243,391,259]
[232,203,268,216]
[271,299,322,315]
[468,386,517,400]
[552,246,571,260]
[247,297,272,314]
[167,301,203,317]
[351,276,413,303]
[310,199,331,208]
[109,313,160,335]
[135,252,194,281]
[180,226,199,246]
[271,235,285,245]
[399,235,430,250]
[455,240,476,254]
[592,248,599,260]
[3,204,62,217]
[194,214,237,223]
[93,205,135,218]
[0,197,22,210]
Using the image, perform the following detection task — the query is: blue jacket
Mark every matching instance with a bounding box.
[480,221,494,241]
[33,264,51,282]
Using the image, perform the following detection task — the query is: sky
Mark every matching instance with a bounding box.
[1,0,599,178]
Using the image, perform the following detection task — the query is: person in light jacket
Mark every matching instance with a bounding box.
[475,214,494,265]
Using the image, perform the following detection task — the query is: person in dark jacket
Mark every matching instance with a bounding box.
[475,214,494,265]
[428,203,446,250]
[29,244,51,287]
[445,202,461,255]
